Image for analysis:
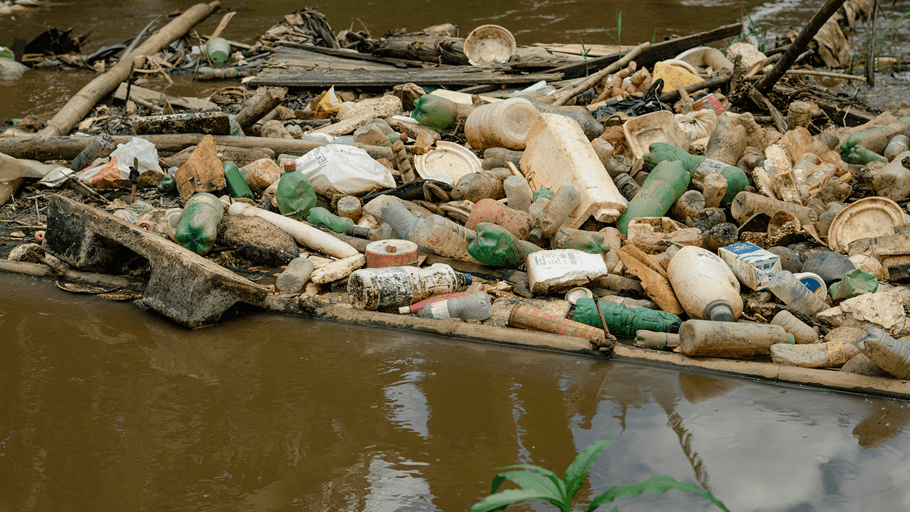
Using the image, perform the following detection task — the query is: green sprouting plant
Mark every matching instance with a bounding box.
[604,10,622,49]
[580,40,591,77]
[466,440,730,512]
[728,4,778,53]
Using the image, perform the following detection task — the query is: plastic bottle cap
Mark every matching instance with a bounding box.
[463,274,473,285]
[705,301,734,323]
[398,306,412,314]
[786,333,795,344]
[283,161,296,172]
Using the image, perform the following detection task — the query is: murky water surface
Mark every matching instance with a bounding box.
[3,1,910,509]
[3,272,910,511]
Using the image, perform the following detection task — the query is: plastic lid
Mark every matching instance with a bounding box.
[283,160,296,172]
[705,301,734,323]
[464,274,473,285]
[398,305,412,314]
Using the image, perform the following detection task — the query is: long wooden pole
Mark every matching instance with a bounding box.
[38,1,221,137]
[755,0,848,93]
[551,41,651,107]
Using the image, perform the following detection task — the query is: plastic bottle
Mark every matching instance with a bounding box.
[550,227,610,255]
[597,295,658,309]
[572,298,681,337]
[276,160,317,220]
[700,173,727,209]
[701,223,738,252]
[411,95,459,131]
[509,304,607,340]
[634,330,680,350]
[157,174,177,197]
[844,145,887,165]
[223,162,254,200]
[786,101,813,130]
[872,150,910,201]
[771,341,859,368]
[276,256,315,293]
[347,222,397,242]
[669,190,705,223]
[884,135,910,161]
[380,199,420,240]
[800,251,855,285]
[592,139,615,165]
[175,193,223,255]
[528,185,580,244]
[529,197,549,218]
[416,291,493,320]
[353,123,393,147]
[465,198,534,240]
[680,319,794,357]
[613,173,640,201]
[336,196,362,221]
[523,97,604,140]
[770,310,818,344]
[643,142,748,203]
[113,201,154,224]
[399,290,477,314]
[840,116,910,155]
[593,273,645,296]
[599,227,622,271]
[260,120,294,139]
[206,37,230,66]
[504,175,533,212]
[467,222,540,268]
[856,328,910,379]
[347,263,472,310]
[828,269,878,301]
[704,115,747,165]
[532,187,553,201]
[615,161,690,234]
[71,133,116,171]
[449,168,510,202]
[240,158,282,189]
[306,207,355,233]
[668,246,743,322]
[482,148,524,170]
[730,191,818,224]
[767,270,830,316]
[464,97,541,150]
[413,214,477,261]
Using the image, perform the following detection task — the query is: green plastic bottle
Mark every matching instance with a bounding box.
[467,222,540,268]
[844,145,888,164]
[411,95,458,132]
[572,298,682,337]
[205,37,231,66]
[532,187,553,201]
[549,227,610,254]
[223,162,254,200]
[157,175,177,197]
[615,160,690,234]
[306,207,355,233]
[643,142,748,203]
[276,161,317,220]
[829,269,878,301]
[175,193,223,255]
[840,116,910,155]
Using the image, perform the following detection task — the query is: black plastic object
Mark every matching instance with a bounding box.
[801,251,855,285]
[360,179,453,204]
[23,27,81,55]
[593,79,672,118]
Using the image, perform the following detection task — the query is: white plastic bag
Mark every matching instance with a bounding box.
[675,110,718,146]
[76,137,162,187]
[294,144,395,196]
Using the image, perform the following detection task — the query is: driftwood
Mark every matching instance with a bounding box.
[0,135,393,162]
[232,87,287,131]
[113,83,217,111]
[755,0,849,93]
[279,41,428,68]
[551,41,651,106]
[250,66,562,88]
[134,112,231,135]
[38,1,222,137]
[369,35,469,65]
[550,23,743,79]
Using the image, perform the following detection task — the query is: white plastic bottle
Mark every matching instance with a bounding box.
[415,291,493,320]
[347,263,472,310]
[667,246,743,322]
[766,270,830,316]
[464,97,541,150]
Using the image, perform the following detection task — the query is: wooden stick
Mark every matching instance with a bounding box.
[551,41,651,106]
[208,11,236,40]
[658,71,732,103]
[746,69,867,81]
[755,0,849,93]
[38,1,221,137]
[748,87,788,134]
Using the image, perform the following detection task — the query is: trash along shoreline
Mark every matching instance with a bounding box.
[3,1,910,400]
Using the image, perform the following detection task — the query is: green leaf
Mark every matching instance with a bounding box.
[563,440,616,500]
[585,475,730,512]
[467,489,560,512]
[494,471,566,503]
[495,464,560,480]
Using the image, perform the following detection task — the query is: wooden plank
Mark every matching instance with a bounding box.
[532,42,635,57]
[249,68,563,88]
[113,82,217,111]
[278,41,430,68]
[551,22,743,79]
[265,47,397,72]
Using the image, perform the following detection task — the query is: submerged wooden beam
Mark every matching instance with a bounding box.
[249,68,563,88]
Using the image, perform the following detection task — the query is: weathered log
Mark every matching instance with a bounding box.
[160,145,275,168]
[233,87,287,131]
[370,35,469,65]
[755,0,849,93]
[134,112,230,135]
[279,42,427,68]
[113,82,217,111]
[250,67,562,88]
[38,1,221,137]
[0,135,393,162]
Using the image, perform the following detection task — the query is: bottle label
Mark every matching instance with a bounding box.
[695,159,728,176]
[425,301,451,319]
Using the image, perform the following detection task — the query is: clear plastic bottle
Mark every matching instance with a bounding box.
[380,199,420,240]
[465,198,534,240]
[529,185,580,244]
[667,246,743,322]
[175,193,223,255]
[770,310,818,345]
[449,168,510,202]
[413,214,476,261]
[613,173,640,201]
[884,135,910,161]
[504,175,533,212]
[347,263,472,310]
[276,256,315,293]
[415,291,493,320]
[857,328,910,379]
[767,270,830,316]
[71,133,116,171]
[704,114,747,165]
[873,150,910,202]
[464,97,540,150]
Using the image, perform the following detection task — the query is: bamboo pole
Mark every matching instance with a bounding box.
[38,1,221,137]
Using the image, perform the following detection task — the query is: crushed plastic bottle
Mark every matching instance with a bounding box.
[615,160,690,234]
[415,291,493,321]
[572,298,681,337]
[644,142,748,203]
[175,193,223,255]
[467,222,540,268]
[528,185,580,244]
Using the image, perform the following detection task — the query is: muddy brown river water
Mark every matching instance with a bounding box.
[3,1,910,510]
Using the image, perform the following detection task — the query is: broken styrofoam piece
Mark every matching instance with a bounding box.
[526,249,609,293]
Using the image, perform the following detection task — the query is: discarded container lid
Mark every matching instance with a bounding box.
[794,272,827,298]
[464,24,517,66]
[622,110,688,161]
[564,287,594,305]
[827,196,907,253]
[414,141,483,186]
[365,240,419,268]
